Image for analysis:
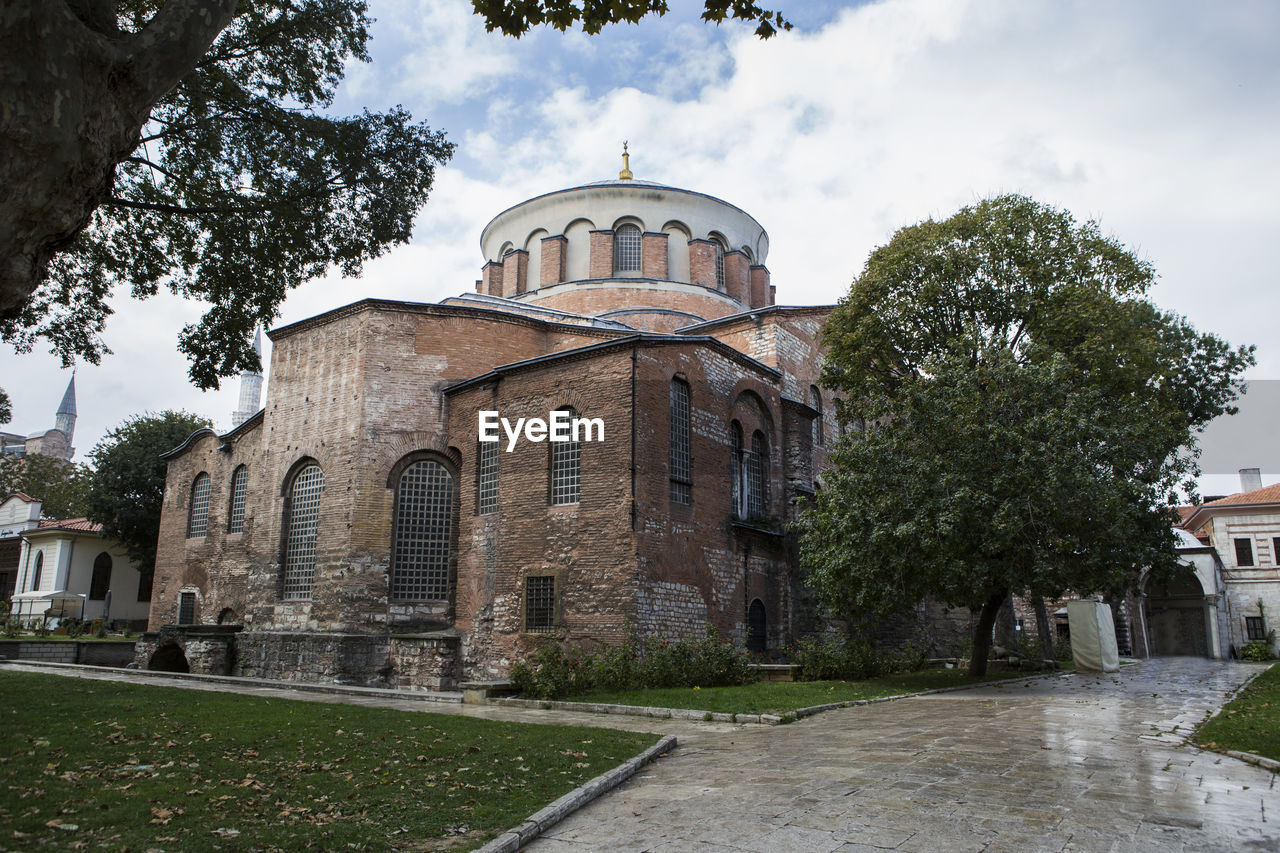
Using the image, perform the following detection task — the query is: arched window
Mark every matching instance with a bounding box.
[747,431,767,518]
[614,224,642,273]
[550,407,581,505]
[669,379,691,504]
[477,441,499,514]
[30,552,43,592]
[713,240,726,290]
[810,386,823,446]
[747,598,766,654]
[227,465,248,533]
[186,472,211,538]
[282,464,324,599]
[730,422,744,519]
[89,552,112,600]
[391,459,455,600]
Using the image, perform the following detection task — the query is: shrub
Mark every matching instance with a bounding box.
[792,633,922,681]
[1239,642,1276,662]
[64,619,87,639]
[511,625,757,700]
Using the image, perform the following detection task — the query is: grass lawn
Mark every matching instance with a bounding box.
[1196,662,1280,762]
[0,671,657,851]
[567,666,1054,715]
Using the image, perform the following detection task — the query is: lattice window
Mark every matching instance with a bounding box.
[89,552,112,600]
[730,422,743,518]
[746,431,766,518]
[390,460,455,600]
[669,379,692,504]
[477,442,498,515]
[615,224,642,273]
[178,591,196,625]
[713,240,725,290]
[282,464,324,599]
[1245,616,1266,641]
[525,575,556,633]
[810,386,823,446]
[227,465,248,533]
[550,408,580,505]
[1235,538,1255,567]
[186,472,211,538]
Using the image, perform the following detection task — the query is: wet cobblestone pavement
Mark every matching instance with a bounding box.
[528,659,1279,852]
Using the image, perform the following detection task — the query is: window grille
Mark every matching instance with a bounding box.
[477,442,498,515]
[178,591,196,625]
[187,472,211,538]
[391,460,454,600]
[525,575,556,632]
[730,423,743,518]
[1235,537,1255,567]
[282,464,324,599]
[550,408,580,505]
[669,379,692,504]
[714,241,725,290]
[810,386,823,446]
[89,552,112,600]
[227,465,248,533]
[1245,616,1266,641]
[615,224,642,273]
[746,432,766,517]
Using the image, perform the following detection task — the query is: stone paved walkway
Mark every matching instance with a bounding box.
[5,659,1276,851]
[529,659,1279,852]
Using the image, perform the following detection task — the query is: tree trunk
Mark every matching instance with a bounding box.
[968,589,1009,677]
[995,593,1018,652]
[1034,598,1055,663]
[0,0,238,320]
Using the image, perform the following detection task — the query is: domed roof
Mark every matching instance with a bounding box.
[1173,528,1203,549]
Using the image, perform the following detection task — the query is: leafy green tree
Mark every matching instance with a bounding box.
[0,454,92,520]
[2,1,786,390]
[0,389,9,425]
[86,411,211,575]
[802,195,1253,675]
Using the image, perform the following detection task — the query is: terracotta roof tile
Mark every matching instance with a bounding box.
[33,518,101,533]
[1204,482,1280,507]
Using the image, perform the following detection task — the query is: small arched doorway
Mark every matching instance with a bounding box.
[747,599,767,654]
[1146,567,1211,657]
[148,641,190,673]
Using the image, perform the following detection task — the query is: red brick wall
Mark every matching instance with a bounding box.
[523,283,744,325]
[749,265,771,308]
[482,261,503,297]
[540,235,567,287]
[588,231,614,279]
[502,249,528,296]
[724,251,749,304]
[689,240,718,290]
[642,232,669,279]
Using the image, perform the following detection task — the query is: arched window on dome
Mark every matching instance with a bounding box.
[713,240,726,290]
[614,224,642,273]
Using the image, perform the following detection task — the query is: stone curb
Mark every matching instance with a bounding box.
[494,668,1076,727]
[1191,663,1278,772]
[1222,749,1280,773]
[0,660,464,704]
[475,734,678,853]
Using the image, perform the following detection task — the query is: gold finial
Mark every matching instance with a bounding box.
[619,141,633,181]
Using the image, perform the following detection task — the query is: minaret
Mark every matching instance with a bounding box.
[618,141,633,181]
[53,374,76,451]
[231,329,264,427]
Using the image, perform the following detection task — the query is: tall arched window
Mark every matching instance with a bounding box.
[186,472,211,538]
[713,240,726,290]
[282,464,324,599]
[730,422,744,519]
[810,386,823,446]
[614,224,642,273]
[747,431,767,518]
[89,552,112,600]
[227,465,248,533]
[476,441,499,515]
[391,459,455,600]
[669,379,691,504]
[550,407,581,505]
[30,552,43,592]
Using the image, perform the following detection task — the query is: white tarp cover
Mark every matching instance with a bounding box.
[1067,600,1120,672]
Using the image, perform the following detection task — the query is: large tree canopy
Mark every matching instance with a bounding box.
[801,195,1253,674]
[1,0,787,392]
[86,410,211,575]
[2,1,453,389]
[0,455,92,521]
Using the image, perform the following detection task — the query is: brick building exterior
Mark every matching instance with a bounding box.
[143,167,845,689]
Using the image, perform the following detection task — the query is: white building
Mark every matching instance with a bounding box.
[1178,469,1280,656]
[7,496,151,629]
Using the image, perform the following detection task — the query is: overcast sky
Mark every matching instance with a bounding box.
[3,0,1277,496]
